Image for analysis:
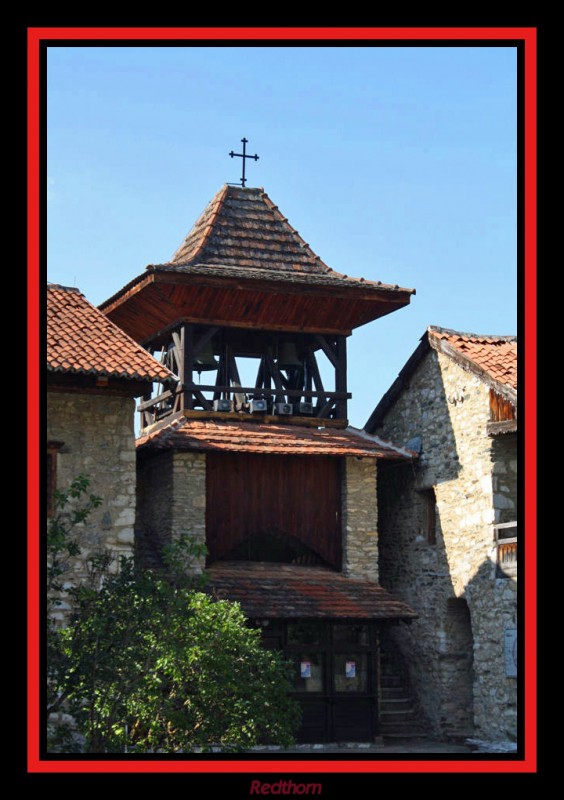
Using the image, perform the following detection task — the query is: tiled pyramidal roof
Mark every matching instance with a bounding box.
[170,184,328,273]
[153,184,411,293]
[99,184,415,340]
[429,326,517,390]
[47,284,173,382]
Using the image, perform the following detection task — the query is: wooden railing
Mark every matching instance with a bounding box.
[138,384,352,430]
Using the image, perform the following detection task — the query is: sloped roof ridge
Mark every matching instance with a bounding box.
[258,186,332,274]
[170,184,229,264]
[428,324,517,343]
[346,425,418,458]
[47,285,174,383]
[47,283,80,293]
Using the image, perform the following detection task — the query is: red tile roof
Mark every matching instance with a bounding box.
[428,327,517,390]
[47,284,174,383]
[206,562,417,620]
[136,417,414,459]
[365,325,517,433]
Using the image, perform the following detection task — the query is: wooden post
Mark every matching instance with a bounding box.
[255,356,265,390]
[264,352,286,405]
[181,323,194,410]
[306,348,326,414]
[214,350,226,401]
[335,335,348,419]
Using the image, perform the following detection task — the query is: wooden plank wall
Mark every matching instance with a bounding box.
[206,453,342,567]
[489,388,516,422]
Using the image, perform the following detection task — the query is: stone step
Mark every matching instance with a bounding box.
[379,636,428,737]
[380,718,426,731]
[380,697,413,707]
[380,711,417,724]
[380,675,403,688]
[380,688,408,700]
[380,666,405,678]
[380,731,430,740]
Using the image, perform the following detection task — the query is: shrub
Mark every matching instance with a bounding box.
[47,478,300,752]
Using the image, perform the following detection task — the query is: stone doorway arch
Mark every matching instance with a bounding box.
[441,597,474,737]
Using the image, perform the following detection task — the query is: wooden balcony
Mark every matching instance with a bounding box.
[494,521,517,578]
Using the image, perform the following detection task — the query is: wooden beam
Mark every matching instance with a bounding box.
[255,357,265,389]
[181,323,194,410]
[180,410,348,429]
[264,352,286,404]
[305,358,313,394]
[314,335,339,368]
[305,349,326,412]
[142,313,353,341]
[191,387,213,411]
[318,399,337,419]
[138,409,185,437]
[213,351,228,401]
[228,351,242,385]
[137,389,174,411]
[168,383,350,399]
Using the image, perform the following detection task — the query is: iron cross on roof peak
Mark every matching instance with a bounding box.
[229,137,259,187]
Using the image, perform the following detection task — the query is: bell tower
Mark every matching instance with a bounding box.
[100,184,414,432]
[99,179,419,744]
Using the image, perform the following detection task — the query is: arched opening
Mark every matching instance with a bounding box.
[222,529,328,566]
[442,598,474,736]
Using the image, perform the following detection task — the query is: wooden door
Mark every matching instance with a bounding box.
[264,620,378,743]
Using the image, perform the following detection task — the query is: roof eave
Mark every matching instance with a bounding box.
[428,334,517,405]
[364,332,431,432]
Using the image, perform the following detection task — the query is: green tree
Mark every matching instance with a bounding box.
[47,477,300,753]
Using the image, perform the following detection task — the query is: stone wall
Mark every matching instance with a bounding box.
[170,452,207,573]
[376,349,518,742]
[47,391,137,591]
[342,457,378,581]
[135,451,173,568]
[135,450,207,573]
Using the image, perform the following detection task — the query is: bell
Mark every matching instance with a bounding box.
[194,341,219,371]
[277,341,302,369]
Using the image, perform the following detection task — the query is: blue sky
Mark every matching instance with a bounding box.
[47,44,517,429]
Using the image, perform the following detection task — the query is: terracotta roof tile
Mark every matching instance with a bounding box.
[428,326,517,389]
[365,325,517,432]
[136,418,414,459]
[47,284,174,383]
[206,562,417,620]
